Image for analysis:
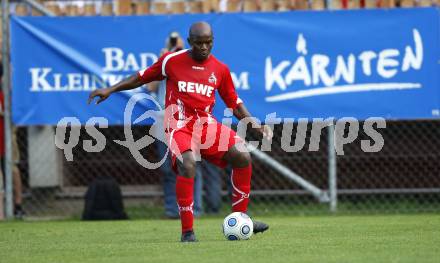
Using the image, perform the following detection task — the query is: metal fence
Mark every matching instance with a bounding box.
[7,120,440,220]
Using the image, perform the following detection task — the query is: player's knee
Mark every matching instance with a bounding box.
[178,152,197,178]
[183,161,196,178]
[227,147,251,168]
[236,151,251,167]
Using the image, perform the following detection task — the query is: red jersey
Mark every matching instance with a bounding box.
[138,50,242,127]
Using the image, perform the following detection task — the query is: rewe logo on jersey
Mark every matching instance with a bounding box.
[178,81,214,97]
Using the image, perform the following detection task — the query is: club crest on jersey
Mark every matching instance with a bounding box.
[208,72,217,85]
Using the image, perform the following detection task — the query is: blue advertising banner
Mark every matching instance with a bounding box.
[10,8,440,125]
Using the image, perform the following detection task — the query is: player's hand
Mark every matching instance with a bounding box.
[258,125,273,141]
[88,88,112,105]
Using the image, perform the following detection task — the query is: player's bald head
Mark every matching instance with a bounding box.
[188,21,214,61]
[189,21,213,38]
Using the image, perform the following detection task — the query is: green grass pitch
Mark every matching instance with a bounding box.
[1,214,439,263]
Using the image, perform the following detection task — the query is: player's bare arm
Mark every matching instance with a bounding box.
[147,81,160,93]
[87,74,144,105]
[233,103,273,140]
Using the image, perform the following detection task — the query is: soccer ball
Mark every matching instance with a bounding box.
[222,212,253,240]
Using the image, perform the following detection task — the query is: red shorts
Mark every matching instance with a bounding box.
[166,119,242,172]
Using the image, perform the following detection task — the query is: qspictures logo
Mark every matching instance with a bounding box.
[54,94,386,169]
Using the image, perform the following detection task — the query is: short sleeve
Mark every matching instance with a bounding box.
[137,52,170,84]
[218,65,243,110]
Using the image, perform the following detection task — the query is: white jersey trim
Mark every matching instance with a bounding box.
[162,49,189,77]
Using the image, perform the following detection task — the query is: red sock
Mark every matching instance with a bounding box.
[231,164,252,213]
[176,175,194,233]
